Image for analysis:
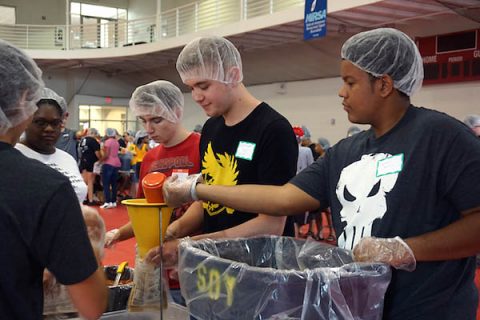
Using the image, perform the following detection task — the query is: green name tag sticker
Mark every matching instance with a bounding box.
[235,141,256,161]
[376,153,404,177]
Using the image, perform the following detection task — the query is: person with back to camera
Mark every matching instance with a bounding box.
[99,128,121,209]
[146,35,298,268]
[14,87,106,317]
[0,39,107,319]
[78,127,101,205]
[162,28,480,319]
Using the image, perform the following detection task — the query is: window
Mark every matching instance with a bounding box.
[71,2,127,21]
[79,105,137,135]
[70,2,127,49]
[436,30,476,53]
[0,6,15,24]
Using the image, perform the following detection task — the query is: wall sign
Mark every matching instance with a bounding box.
[304,0,327,41]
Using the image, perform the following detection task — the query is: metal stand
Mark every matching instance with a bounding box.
[159,206,164,320]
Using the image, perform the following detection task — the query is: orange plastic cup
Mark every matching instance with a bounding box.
[142,172,166,203]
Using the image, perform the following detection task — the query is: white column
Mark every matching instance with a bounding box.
[65,0,70,50]
[156,0,162,40]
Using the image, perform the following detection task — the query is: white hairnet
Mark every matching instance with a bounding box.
[301,125,311,140]
[464,114,480,129]
[347,126,362,137]
[193,124,203,133]
[129,80,183,123]
[317,137,331,150]
[341,28,423,97]
[105,128,116,137]
[0,39,44,135]
[87,128,98,136]
[134,130,148,145]
[38,87,67,114]
[176,36,243,84]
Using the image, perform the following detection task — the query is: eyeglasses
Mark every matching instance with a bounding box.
[32,118,63,129]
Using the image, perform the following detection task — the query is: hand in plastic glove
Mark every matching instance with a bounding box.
[353,236,416,271]
[169,268,179,281]
[104,228,120,248]
[145,239,180,268]
[43,270,58,297]
[145,246,161,266]
[162,173,202,208]
[43,270,55,289]
[164,221,180,242]
[82,205,106,259]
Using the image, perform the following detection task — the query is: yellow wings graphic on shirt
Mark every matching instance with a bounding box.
[202,142,239,216]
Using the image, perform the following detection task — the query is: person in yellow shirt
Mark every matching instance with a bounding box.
[129,131,149,195]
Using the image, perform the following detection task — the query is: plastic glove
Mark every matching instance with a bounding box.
[162,173,202,208]
[164,221,180,242]
[130,255,166,309]
[43,269,76,314]
[145,246,161,267]
[145,239,180,268]
[81,205,106,259]
[43,270,57,296]
[104,228,120,248]
[353,236,416,271]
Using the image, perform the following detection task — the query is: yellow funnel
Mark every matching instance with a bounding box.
[121,199,173,258]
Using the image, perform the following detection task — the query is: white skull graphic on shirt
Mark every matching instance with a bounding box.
[336,153,399,250]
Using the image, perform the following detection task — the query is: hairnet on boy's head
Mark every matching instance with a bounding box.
[176,36,243,84]
[341,28,423,97]
[0,39,44,134]
[129,80,183,123]
[464,114,480,129]
[38,87,67,114]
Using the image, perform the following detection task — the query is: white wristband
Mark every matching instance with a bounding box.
[190,180,199,201]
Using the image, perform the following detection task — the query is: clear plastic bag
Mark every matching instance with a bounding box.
[178,236,391,320]
[43,273,76,316]
[128,256,169,312]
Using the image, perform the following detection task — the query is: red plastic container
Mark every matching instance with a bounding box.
[142,172,166,203]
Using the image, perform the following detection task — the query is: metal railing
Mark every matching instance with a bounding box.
[0,0,303,50]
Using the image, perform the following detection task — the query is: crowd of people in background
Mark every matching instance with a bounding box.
[48,117,206,210]
[55,125,160,207]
